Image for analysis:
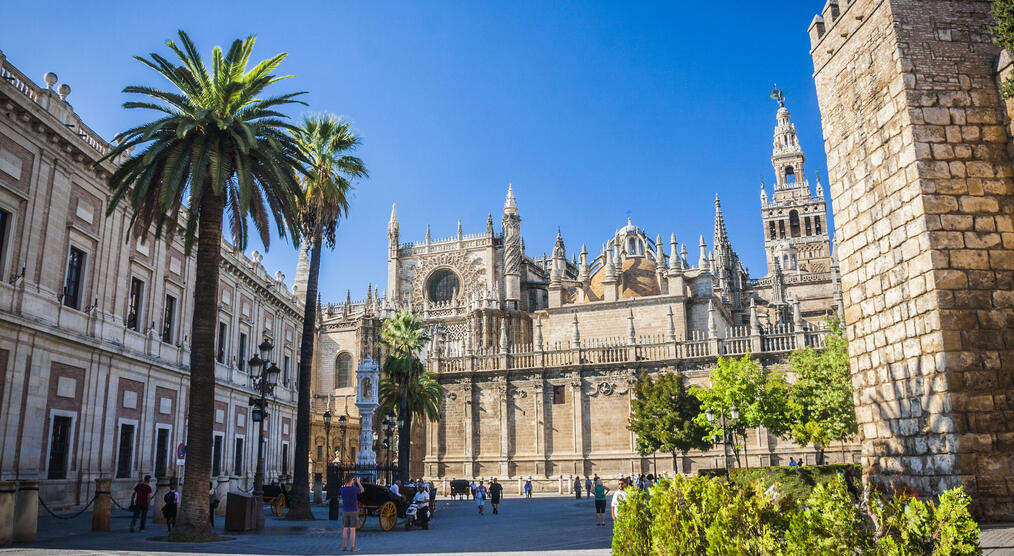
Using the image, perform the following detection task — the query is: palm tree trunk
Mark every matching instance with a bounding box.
[397,400,412,483]
[170,190,223,541]
[286,234,322,520]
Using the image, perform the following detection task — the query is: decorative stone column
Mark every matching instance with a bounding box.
[0,482,14,545]
[13,481,37,543]
[215,476,230,516]
[313,473,323,504]
[151,477,169,524]
[355,356,380,482]
[91,478,111,532]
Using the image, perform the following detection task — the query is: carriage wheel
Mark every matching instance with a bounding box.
[379,501,398,531]
[272,494,285,516]
[357,507,368,529]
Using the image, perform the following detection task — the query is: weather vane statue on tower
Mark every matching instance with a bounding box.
[770,84,785,108]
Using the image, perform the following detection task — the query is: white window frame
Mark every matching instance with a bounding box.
[115,417,139,478]
[212,432,225,478]
[125,274,146,332]
[0,197,16,280]
[152,423,173,478]
[233,434,246,475]
[280,440,290,477]
[62,240,89,311]
[45,409,77,479]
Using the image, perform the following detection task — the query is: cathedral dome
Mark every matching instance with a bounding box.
[587,256,661,300]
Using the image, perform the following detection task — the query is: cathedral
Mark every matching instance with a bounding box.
[307,97,849,485]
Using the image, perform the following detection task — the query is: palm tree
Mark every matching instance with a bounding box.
[101,31,305,540]
[378,311,442,483]
[286,115,366,520]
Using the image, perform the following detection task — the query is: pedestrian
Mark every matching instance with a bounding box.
[341,475,364,552]
[789,457,797,467]
[524,480,533,499]
[390,479,402,500]
[574,476,582,499]
[470,480,477,500]
[129,475,152,532]
[161,480,179,533]
[475,480,487,515]
[489,478,503,514]
[208,482,219,527]
[585,477,592,499]
[594,478,610,526]
[610,478,629,524]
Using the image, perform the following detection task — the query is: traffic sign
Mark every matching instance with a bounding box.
[176,443,186,465]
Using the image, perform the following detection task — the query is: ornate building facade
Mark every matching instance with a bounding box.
[0,52,303,507]
[314,98,851,484]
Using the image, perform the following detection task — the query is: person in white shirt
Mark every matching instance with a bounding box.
[413,485,430,504]
[390,480,402,499]
[610,478,629,522]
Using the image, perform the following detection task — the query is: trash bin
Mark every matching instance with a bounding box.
[329,496,340,520]
[225,492,257,532]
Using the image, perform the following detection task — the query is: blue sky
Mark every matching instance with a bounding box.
[4,1,830,303]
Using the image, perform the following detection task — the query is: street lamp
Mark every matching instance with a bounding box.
[248,338,279,530]
[382,413,396,484]
[706,404,739,478]
[323,410,332,467]
[338,415,347,463]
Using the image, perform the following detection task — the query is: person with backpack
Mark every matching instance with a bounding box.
[524,480,533,499]
[585,477,592,500]
[129,475,152,532]
[475,480,488,515]
[593,478,610,526]
[161,481,179,533]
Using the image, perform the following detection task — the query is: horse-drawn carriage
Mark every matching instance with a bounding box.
[449,479,471,499]
[262,483,289,516]
[351,481,436,531]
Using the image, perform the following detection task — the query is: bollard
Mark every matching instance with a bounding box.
[557,475,562,494]
[215,476,230,516]
[91,478,112,532]
[151,477,170,524]
[0,481,14,546]
[13,481,38,543]
[312,473,323,505]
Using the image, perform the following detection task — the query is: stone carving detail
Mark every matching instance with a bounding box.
[410,251,485,305]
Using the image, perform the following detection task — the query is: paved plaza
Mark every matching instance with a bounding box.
[3,493,1014,555]
[2,494,612,555]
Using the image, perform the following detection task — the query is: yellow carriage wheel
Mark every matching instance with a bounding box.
[357,507,368,529]
[272,494,286,516]
[379,501,398,531]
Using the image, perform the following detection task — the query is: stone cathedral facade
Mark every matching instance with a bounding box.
[312,100,850,482]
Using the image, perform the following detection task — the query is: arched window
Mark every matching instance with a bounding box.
[335,352,353,389]
[814,216,822,235]
[785,166,796,183]
[426,269,459,303]
[768,221,777,240]
[789,210,801,238]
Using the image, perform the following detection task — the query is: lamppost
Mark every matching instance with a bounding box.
[705,403,739,478]
[338,415,347,463]
[382,412,396,483]
[323,410,332,469]
[247,338,280,530]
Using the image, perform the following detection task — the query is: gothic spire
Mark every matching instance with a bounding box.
[457,219,463,240]
[504,183,517,211]
[486,213,494,236]
[714,195,729,247]
[698,235,708,269]
[553,228,566,259]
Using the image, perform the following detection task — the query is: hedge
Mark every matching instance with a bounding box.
[698,463,861,500]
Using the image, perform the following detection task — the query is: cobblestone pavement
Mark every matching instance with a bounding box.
[2,493,612,555]
[3,493,1014,555]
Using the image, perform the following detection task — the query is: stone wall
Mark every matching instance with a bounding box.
[809,0,1014,520]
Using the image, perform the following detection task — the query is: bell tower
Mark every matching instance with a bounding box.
[760,88,831,275]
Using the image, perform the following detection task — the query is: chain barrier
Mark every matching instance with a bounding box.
[110,496,131,511]
[38,494,96,520]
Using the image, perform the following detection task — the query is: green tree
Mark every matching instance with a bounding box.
[628,371,711,473]
[694,353,790,468]
[378,310,442,482]
[286,115,366,520]
[993,0,1014,98]
[786,316,857,464]
[101,31,305,540]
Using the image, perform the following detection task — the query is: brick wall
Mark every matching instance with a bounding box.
[810,0,1014,520]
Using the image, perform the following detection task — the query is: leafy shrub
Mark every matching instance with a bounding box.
[610,470,981,556]
[612,486,652,556]
[699,463,861,501]
[786,475,870,555]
